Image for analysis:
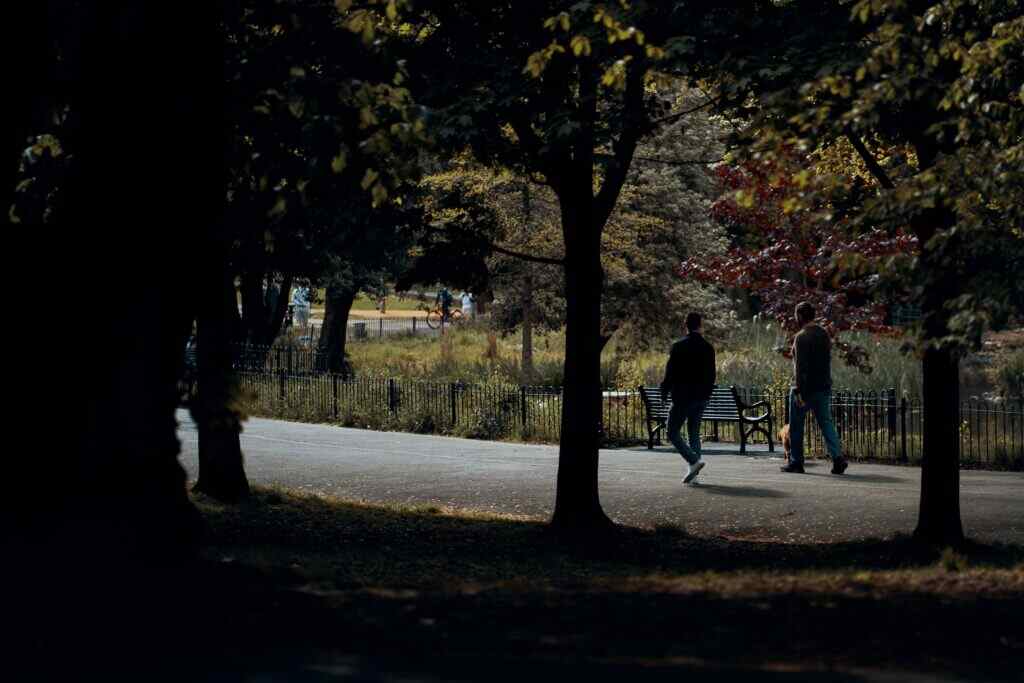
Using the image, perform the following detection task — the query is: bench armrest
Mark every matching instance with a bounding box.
[737,398,772,423]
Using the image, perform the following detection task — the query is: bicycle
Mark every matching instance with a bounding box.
[425,307,464,329]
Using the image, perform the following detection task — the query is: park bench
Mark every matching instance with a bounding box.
[638,385,775,454]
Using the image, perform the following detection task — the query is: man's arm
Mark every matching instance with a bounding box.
[794,333,808,402]
[708,344,716,390]
[661,345,677,401]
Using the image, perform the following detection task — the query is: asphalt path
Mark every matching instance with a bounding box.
[177,412,1024,544]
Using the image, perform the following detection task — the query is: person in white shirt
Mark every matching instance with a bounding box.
[461,291,474,318]
[291,286,310,328]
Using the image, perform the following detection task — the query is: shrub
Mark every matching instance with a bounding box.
[995,348,1024,398]
[456,404,514,440]
[940,547,969,573]
[392,405,439,435]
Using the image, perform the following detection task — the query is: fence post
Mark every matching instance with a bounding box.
[287,346,293,376]
[388,378,399,414]
[449,382,458,426]
[886,388,896,437]
[332,372,339,420]
[900,396,909,463]
[278,369,286,402]
[379,318,384,337]
[412,317,417,335]
[520,385,528,428]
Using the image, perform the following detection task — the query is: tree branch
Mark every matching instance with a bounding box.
[509,111,560,188]
[597,152,726,166]
[846,133,895,190]
[650,94,722,127]
[490,241,564,266]
[593,63,646,229]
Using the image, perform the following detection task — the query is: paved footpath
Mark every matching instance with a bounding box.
[177,412,1024,544]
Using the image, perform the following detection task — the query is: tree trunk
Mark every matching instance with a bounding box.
[16,2,217,552]
[3,0,50,229]
[914,345,964,544]
[521,273,534,383]
[191,259,250,503]
[550,178,612,531]
[907,138,964,546]
[239,269,265,343]
[319,283,357,376]
[267,272,294,344]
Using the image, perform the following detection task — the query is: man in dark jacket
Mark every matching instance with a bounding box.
[661,312,716,484]
[781,302,848,474]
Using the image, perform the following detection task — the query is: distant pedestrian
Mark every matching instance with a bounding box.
[461,291,474,318]
[780,302,848,475]
[661,312,716,484]
[265,280,280,313]
[291,285,310,329]
[436,287,453,320]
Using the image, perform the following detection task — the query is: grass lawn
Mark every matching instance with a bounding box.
[310,289,430,314]
[343,321,925,394]
[27,485,1019,681]
[352,291,430,311]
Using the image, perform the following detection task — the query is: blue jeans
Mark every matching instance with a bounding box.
[667,398,707,465]
[788,388,842,466]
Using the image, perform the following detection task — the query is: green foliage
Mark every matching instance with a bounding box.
[940,547,969,573]
[454,404,515,441]
[740,0,1024,352]
[223,0,427,345]
[995,349,1024,398]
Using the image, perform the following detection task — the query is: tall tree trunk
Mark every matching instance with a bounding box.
[909,140,964,545]
[520,185,536,383]
[20,1,216,551]
[3,0,50,228]
[237,270,292,355]
[319,283,357,376]
[521,273,534,383]
[191,257,250,503]
[551,178,611,531]
[239,269,265,343]
[915,345,964,544]
[269,272,294,342]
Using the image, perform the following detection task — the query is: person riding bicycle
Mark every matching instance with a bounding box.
[436,287,454,321]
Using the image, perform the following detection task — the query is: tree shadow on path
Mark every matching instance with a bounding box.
[689,482,789,498]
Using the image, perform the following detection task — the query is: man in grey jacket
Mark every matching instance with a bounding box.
[781,302,848,474]
[661,312,716,484]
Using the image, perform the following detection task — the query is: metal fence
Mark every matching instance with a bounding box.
[221,364,1024,466]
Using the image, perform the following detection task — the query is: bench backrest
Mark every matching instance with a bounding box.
[638,387,671,422]
[639,386,741,421]
[703,386,741,421]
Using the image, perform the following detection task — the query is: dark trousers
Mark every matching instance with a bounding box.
[788,388,842,466]
[667,398,707,465]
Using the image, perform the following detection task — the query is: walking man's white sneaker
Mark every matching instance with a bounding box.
[683,460,706,484]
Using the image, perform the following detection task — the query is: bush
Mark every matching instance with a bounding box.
[338,403,390,431]
[455,404,514,440]
[995,349,1024,398]
[392,405,439,435]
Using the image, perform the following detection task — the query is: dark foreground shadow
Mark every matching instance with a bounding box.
[691,483,789,498]
[840,473,907,483]
[11,487,1023,682]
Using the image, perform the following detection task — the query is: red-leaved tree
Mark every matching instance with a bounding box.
[682,158,917,371]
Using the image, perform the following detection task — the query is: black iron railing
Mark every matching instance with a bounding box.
[195,362,1024,466]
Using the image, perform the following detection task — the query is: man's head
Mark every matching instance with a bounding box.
[685,312,702,333]
[795,302,815,326]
